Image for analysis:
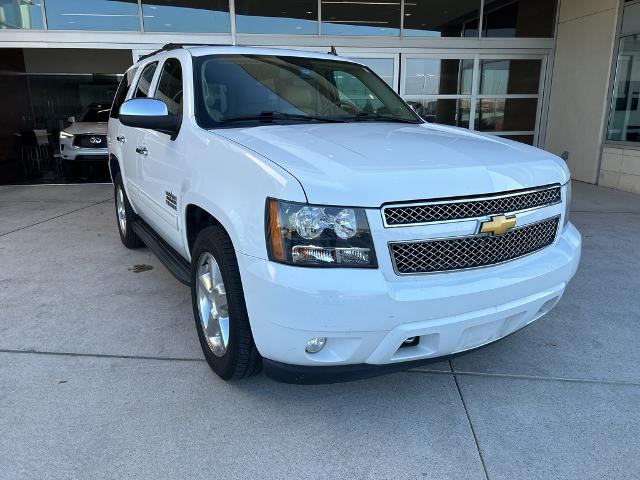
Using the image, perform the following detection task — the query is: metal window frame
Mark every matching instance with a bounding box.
[398,52,546,142]
[602,0,640,153]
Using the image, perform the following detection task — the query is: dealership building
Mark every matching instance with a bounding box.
[0,0,638,193]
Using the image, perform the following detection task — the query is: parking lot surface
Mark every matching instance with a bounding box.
[1,182,639,479]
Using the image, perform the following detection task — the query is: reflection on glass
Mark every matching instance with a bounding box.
[403,0,480,37]
[142,0,230,33]
[482,0,556,38]
[404,58,473,95]
[134,63,158,98]
[235,0,317,34]
[350,57,394,87]
[621,3,640,35]
[155,59,183,115]
[408,98,471,128]
[500,134,534,145]
[45,0,140,31]
[476,98,537,131]
[480,59,541,95]
[0,0,44,29]
[321,0,400,36]
[607,35,640,142]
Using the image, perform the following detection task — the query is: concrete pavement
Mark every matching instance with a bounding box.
[1,182,639,479]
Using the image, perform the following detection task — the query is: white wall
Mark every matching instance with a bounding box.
[544,0,619,183]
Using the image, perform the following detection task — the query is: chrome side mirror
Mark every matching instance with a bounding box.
[119,98,179,136]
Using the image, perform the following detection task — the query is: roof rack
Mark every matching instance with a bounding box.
[138,43,233,61]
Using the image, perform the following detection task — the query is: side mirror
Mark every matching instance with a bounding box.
[66,116,76,123]
[119,98,179,136]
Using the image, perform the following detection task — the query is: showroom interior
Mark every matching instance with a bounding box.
[0,0,637,194]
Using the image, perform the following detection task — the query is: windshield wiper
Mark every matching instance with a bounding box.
[219,111,345,124]
[350,112,422,124]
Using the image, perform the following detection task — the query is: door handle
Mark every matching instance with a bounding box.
[116,135,126,143]
[136,146,148,156]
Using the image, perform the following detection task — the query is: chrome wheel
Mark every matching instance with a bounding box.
[116,186,127,235]
[196,252,229,357]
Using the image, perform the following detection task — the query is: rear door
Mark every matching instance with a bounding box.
[137,57,185,250]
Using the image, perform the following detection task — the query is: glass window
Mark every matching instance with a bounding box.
[479,59,541,95]
[403,0,480,38]
[607,35,640,142]
[333,69,385,112]
[475,98,538,131]
[350,57,395,87]
[0,0,44,29]
[155,59,183,116]
[404,58,473,96]
[482,0,556,38]
[407,99,472,128]
[321,0,400,36]
[78,103,111,122]
[44,0,140,31]
[134,62,158,98]
[622,3,640,35]
[235,0,317,34]
[142,0,230,33]
[111,68,137,118]
[500,134,534,145]
[194,55,419,128]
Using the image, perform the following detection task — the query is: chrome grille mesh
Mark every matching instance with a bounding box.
[390,216,560,274]
[383,186,561,226]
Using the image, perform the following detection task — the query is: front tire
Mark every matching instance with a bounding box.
[191,225,261,380]
[114,173,143,249]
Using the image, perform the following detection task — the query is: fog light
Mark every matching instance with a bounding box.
[401,336,419,348]
[305,337,326,353]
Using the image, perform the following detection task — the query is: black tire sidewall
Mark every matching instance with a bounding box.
[113,173,142,248]
[190,226,255,379]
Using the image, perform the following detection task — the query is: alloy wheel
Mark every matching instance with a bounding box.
[196,252,230,357]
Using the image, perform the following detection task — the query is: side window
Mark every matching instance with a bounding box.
[155,58,184,116]
[134,62,158,98]
[110,68,137,118]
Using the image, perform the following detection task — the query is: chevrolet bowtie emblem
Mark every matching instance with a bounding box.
[479,214,516,236]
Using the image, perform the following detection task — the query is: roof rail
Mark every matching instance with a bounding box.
[138,43,234,62]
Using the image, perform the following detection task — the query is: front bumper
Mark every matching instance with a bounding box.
[238,223,581,382]
[60,141,108,161]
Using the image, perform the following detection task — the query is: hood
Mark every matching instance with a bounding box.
[64,122,107,135]
[214,122,569,207]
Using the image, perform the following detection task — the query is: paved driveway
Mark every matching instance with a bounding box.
[1,182,639,479]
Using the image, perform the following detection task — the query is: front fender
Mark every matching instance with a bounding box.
[180,125,307,261]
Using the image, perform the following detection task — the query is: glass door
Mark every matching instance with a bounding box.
[400,53,548,146]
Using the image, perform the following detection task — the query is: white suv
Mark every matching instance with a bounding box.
[108,44,581,383]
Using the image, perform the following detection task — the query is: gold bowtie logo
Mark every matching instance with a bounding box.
[480,214,516,236]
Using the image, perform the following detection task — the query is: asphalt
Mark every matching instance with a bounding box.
[1,181,639,480]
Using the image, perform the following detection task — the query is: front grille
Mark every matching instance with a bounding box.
[390,216,560,275]
[73,134,107,149]
[383,186,561,227]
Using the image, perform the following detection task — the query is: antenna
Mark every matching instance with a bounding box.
[328,46,338,56]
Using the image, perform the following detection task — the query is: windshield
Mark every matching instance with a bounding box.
[78,105,110,123]
[194,54,422,128]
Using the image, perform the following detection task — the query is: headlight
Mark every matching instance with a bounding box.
[266,199,377,268]
[563,181,572,228]
[59,131,73,139]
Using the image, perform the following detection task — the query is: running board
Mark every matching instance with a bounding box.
[132,219,191,286]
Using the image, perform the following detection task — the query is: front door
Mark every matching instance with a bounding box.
[136,57,185,251]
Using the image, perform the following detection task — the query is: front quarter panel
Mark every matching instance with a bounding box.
[180,121,307,260]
